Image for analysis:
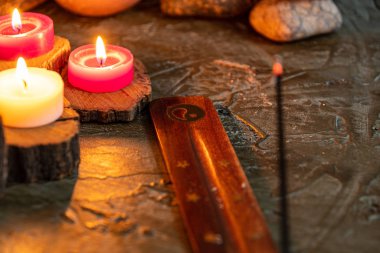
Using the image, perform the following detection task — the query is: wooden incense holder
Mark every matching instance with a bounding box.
[150,96,277,253]
[4,99,80,184]
[0,118,6,195]
[64,59,152,123]
[0,35,71,74]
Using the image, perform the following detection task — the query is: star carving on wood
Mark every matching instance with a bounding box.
[176,160,190,169]
[186,192,200,203]
[203,232,223,245]
[218,160,230,168]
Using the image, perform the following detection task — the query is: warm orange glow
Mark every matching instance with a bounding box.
[12,8,22,32]
[272,62,283,76]
[96,36,107,66]
[16,57,29,89]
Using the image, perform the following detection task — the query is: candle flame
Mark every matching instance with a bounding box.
[96,36,107,66]
[12,8,22,33]
[16,57,29,89]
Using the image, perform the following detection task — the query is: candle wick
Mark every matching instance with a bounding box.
[99,58,104,68]
[13,25,22,34]
[22,79,27,89]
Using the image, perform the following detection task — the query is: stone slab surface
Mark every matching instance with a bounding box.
[0,0,379,253]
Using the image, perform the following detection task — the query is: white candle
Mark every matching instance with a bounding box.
[0,57,63,128]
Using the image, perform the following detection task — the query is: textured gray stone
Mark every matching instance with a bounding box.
[250,0,343,42]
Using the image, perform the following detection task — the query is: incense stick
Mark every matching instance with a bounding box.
[273,59,290,253]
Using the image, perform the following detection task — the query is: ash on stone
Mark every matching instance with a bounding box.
[216,104,263,147]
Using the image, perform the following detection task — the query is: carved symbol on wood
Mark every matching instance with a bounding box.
[186,192,200,203]
[176,160,190,169]
[218,160,230,168]
[167,104,205,122]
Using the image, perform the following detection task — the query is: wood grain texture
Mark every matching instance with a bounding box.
[64,59,152,123]
[4,101,80,184]
[0,0,48,15]
[150,96,277,253]
[0,118,6,196]
[0,36,71,74]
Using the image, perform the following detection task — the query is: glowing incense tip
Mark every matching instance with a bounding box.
[273,62,283,76]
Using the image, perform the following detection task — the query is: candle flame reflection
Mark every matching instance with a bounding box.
[12,8,22,33]
[16,57,29,90]
[96,36,107,67]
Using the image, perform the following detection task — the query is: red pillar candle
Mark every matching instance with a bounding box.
[0,9,54,60]
[68,36,134,93]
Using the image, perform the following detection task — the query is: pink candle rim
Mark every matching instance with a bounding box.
[0,12,55,60]
[68,44,134,93]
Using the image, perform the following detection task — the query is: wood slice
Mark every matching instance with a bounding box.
[0,118,6,195]
[64,59,152,123]
[4,100,80,184]
[0,36,71,74]
[0,0,48,15]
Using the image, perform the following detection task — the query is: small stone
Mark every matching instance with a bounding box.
[249,0,343,42]
[161,0,254,18]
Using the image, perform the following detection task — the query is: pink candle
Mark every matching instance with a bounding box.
[0,9,54,60]
[68,36,134,93]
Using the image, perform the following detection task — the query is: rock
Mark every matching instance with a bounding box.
[161,0,254,18]
[0,118,6,196]
[55,0,141,17]
[249,0,343,42]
